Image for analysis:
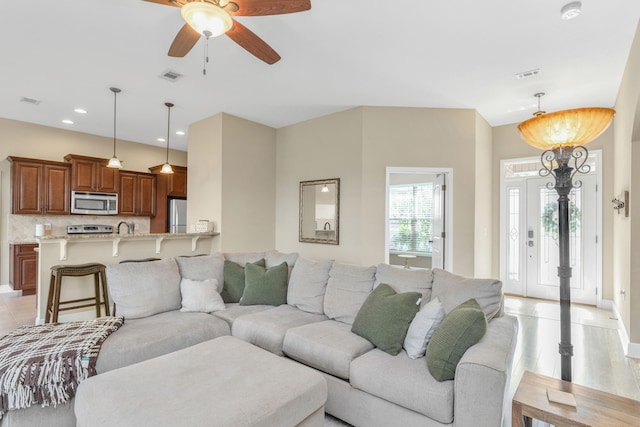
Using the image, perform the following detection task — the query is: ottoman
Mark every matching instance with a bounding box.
[74,336,327,427]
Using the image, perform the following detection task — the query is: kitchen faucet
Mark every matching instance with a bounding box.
[116,221,131,234]
[324,222,331,230]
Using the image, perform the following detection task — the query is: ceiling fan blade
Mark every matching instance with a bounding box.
[143,0,180,8]
[168,23,201,57]
[228,0,310,16]
[226,20,281,64]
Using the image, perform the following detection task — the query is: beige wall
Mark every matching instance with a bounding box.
[275,106,479,276]
[188,113,276,253]
[614,22,640,347]
[474,112,493,277]
[0,118,187,286]
[275,108,364,264]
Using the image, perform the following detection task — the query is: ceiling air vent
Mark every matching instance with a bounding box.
[515,69,541,80]
[20,96,41,105]
[159,70,184,82]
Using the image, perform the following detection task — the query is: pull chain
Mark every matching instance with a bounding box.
[203,30,212,76]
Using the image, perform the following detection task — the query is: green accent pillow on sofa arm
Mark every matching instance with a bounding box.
[351,283,421,356]
[221,258,265,303]
[240,261,289,306]
[425,298,487,382]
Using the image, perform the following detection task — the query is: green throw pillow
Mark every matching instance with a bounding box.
[351,283,421,355]
[221,259,265,303]
[240,261,289,306]
[426,298,487,382]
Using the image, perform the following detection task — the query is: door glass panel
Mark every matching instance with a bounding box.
[507,187,520,281]
[538,187,583,290]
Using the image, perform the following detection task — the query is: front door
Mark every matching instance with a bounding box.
[501,156,599,305]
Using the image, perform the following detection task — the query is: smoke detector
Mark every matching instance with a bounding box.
[561,2,582,20]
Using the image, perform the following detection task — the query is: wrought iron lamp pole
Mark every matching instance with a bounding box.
[539,145,590,382]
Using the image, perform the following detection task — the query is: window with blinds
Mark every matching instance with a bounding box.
[389,183,433,255]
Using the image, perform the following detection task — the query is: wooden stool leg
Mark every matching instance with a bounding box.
[52,274,63,323]
[45,273,56,323]
[93,272,101,318]
[100,269,110,317]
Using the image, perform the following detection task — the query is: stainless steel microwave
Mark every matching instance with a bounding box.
[71,191,118,215]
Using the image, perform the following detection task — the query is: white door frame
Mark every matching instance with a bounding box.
[385,167,454,271]
[499,150,603,307]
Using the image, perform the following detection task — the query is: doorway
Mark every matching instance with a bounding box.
[500,152,602,306]
[385,167,452,270]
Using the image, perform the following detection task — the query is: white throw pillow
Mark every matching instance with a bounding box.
[180,278,226,313]
[403,297,445,359]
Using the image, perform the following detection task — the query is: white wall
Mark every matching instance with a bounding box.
[474,112,493,277]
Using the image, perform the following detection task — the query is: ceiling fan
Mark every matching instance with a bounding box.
[145,0,311,64]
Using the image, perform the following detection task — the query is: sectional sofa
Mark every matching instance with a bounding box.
[0,250,518,427]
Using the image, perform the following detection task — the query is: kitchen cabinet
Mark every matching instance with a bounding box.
[65,154,119,193]
[9,157,70,215]
[9,243,38,295]
[119,171,156,216]
[149,165,187,232]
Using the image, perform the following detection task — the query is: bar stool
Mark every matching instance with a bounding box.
[45,263,110,323]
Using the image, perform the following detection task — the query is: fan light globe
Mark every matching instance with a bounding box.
[181,2,232,38]
[517,107,615,150]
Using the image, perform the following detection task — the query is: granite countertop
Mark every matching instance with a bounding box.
[36,231,220,241]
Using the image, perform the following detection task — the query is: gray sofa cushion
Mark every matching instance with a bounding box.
[175,253,225,292]
[350,348,454,424]
[232,305,327,356]
[324,262,376,325]
[223,251,266,266]
[431,268,503,320]
[211,303,273,328]
[107,258,181,319]
[78,337,327,427]
[96,310,230,373]
[374,263,433,305]
[265,250,299,277]
[287,258,333,314]
[283,320,374,380]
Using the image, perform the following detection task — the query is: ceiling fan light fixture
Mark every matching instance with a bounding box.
[181,2,232,38]
[561,1,582,20]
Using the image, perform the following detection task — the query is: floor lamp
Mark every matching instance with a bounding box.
[518,93,615,383]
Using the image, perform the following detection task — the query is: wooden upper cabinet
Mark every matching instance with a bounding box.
[9,157,70,215]
[119,171,156,217]
[65,154,119,193]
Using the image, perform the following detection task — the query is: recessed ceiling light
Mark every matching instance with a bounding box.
[175,131,185,136]
[74,108,87,114]
[62,119,74,125]
[157,137,166,142]
[561,1,581,20]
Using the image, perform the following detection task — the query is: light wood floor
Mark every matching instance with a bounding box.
[1,291,639,426]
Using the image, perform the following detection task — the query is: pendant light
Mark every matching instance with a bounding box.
[107,87,123,169]
[161,102,174,174]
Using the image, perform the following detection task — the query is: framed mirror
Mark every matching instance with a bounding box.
[299,178,340,245]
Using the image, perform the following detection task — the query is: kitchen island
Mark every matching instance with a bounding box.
[34,231,219,324]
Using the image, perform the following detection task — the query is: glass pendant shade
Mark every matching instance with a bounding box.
[181,2,233,37]
[518,107,615,150]
[321,185,329,193]
[107,156,123,169]
[161,102,174,174]
[107,87,123,169]
[161,162,174,174]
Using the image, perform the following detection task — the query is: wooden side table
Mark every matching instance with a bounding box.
[512,371,640,426]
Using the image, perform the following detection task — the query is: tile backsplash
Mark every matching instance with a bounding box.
[8,215,150,243]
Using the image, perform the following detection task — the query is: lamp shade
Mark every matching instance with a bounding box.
[518,107,615,150]
[181,1,233,38]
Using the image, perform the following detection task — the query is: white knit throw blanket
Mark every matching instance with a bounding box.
[0,316,124,418]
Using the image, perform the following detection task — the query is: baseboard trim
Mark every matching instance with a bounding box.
[611,303,640,358]
[598,298,613,310]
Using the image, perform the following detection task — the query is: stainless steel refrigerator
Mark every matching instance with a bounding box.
[169,199,187,233]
